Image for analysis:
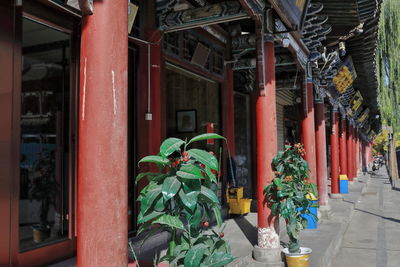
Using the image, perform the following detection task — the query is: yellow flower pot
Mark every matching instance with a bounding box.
[283,247,312,267]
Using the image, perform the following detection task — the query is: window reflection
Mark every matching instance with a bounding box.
[20,18,70,251]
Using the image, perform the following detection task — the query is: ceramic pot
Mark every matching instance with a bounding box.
[282,247,312,267]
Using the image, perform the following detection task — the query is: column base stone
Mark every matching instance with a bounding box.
[329,193,343,200]
[252,246,284,267]
[319,204,331,219]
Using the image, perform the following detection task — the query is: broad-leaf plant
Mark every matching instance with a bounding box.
[136,133,234,267]
[265,143,319,253]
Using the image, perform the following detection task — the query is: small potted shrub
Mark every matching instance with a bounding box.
[136,133,234,267]
[264,143,318,267]
[29,149,58,243]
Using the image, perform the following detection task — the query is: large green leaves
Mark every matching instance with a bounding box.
[179,190,198,212]
[177,165,203,180]
[152,214,185,230]
[200,252,234,267]
[138,155,169,165]
[140,185,163,214]
[137,211,162,224]
[135,172,166,184]
[182,179,201,192]
[188,149,219,170]
[265,143,319,254]
[199,186,219,205]
[212,206,222,229]
[205,167,217,184]
[160,138,184,157]
[184,244,208,267]
[136,134,233,267]
[188,206,202,227]
[187,133,225,146]
[306,182,318,198]
[161,176,181,201]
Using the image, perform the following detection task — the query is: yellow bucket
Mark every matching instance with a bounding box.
[283,247,312,267]
[226,187,252,215]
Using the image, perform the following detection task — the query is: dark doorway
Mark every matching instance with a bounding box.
[234,92,253,198]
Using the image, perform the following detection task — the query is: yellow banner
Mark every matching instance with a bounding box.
[357,108,369,123]
[349,91,363,115]
[333,66,354,94]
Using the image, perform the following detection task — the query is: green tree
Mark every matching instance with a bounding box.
[377,0,400,133]
[373,129,388,155]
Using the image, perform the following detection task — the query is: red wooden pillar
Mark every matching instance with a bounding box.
[315,99,328,205]
[78,1,128,266]
[221,65,235,204]
[302,81,318,184]
[330,108,340,194]
[356,132,360,174]
[339,116,348,177]
[369,142,373,164]
[223,67,236,154]
[347,123,353,181]
[137,0,164,193]
[357,133,362,174]
[255,40,280,250]
[370,142,373,163]
[354,129,358,175]
[361,139,366,172]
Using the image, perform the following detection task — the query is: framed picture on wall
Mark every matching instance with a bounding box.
[176,109,197,133]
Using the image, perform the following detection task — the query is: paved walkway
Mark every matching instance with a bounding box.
[51,169,400,267]
[332,168,400,267]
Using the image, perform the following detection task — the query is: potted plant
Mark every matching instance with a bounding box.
[135,133,234,267]
[264,143,318,267]
[29,149,58,243]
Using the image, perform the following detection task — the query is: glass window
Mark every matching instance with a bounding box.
[19,17,71,251]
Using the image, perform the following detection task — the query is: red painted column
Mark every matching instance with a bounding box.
[347,123,353,181]
[357,133,360,174]
[315,99,328,205]
[255,40,280,249]
[352,128,357,178]
[356,130,360,176]
[354,130,358,176]
[302,81,318,184]
[370,142,373,163]
[78,1,128,266]
[330,108,340,194]
[221,66,235,204]
[223,67,235,155]
[339,117,348,177]
[369,142,373,164]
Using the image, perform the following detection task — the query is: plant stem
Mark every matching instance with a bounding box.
[169,229,176,257]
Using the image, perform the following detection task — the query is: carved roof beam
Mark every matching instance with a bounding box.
[232,34,257,52]
[158,1,250,33]
[238,0,265,23]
